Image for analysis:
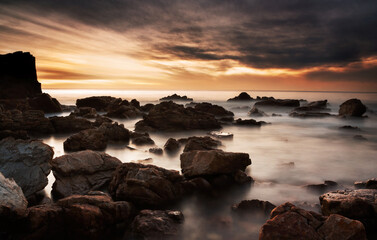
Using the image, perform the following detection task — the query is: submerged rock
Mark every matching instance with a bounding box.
[164,138,180,153]
[235,118,264,126]
[339,99,367,117]
[159,94,193,101]
[149,147,163,155]
[339,125,360,131]
[64,129,108,151]
[131,132,155,146]
[227,92,253,101]
[51,150,122,199]
[232,199,276,216]
[248,106,268,117]
[0,138,53,198]
[304,180,338,193]
[293,100,328,112]
[105,104,142,119]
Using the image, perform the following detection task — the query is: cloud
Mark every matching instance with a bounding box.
[306,66,377,83]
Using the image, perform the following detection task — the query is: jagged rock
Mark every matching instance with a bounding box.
[194,102,234,117]
[227,92,253,101]
[63,129,108,151]
[235,118,264,126]
[232,199,276,215]
[182,136,221,152]
[259,202,366,240]
[28,93,62,113]
[70,107,97,118]
[92,115,113,127]
[76,96,122,111]
[164,138,180,153]
[51,150,122,199]
[255,99,300,107]
[293,100,328,112]
[108,163,184,207]
[339,99,367,117]
[0,172,28,218]
[50,116,93,133]
[131,210,184,240]
[149,148,163,155]
[135,101,221,132]
[0,138,53,197]
[320,189,377,232]
[354,178,377,189]
[105,104,142,119]
[180,150,251,178]
[98,122,130,142]
[248,106,268,117]
[160,94,193,101]
[140,103,154,112]
[0,51,41,99]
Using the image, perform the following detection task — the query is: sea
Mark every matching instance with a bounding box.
[42,89,377,239]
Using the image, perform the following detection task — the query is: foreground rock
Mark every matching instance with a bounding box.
[259,202,367,240]
[182,136,221,152]
[160,94,193,101]
[354,178,377,189]
[64,129,107,151]
[227,92,253,101]
[0,172,28,218]
[50,116,93,133]
[135,101,221,132]
[109,163,184,207]
[131,210,184,240]
[320,189,377,232]
[51,150,122,199]
[0,138,53,197]
[232,199,275,216]
[255,99,300,107]
[0,51,41,99]
[76,96,121,111]
[339,99,367,117]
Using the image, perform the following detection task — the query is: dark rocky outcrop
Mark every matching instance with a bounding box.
[51,150,122,199]
[159,94,193,101]
[235,118,264,126]
[255,99,300,107]
[232,199,276,216]
[293,100,328,112]
[354,178,377,189]
[248,106,268,117]
[134,101,221,132]
[131,132,155,146]
[93,115,113,127]
[259,202,367,240]
[105,104,142,119]
[63,129,107,151]
[0,52,41,99]
[28,93,62,113]
[76,96,121,111]
[98,122,130,142]
[50,116,93,133]
[70,107,97,118]
[339,99,367,117]
[0,138,53,198]
[182,136,221,152]
[164,138,180,153]
[227,92,253,101]
[131,210,184,240]
[194,102,234,117]
[149,147,163,155]
[140,103,154,112]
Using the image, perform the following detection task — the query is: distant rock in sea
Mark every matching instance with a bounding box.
[159,94,193,101]
[339,98,367,117]
[227,92,253,101]
[0,51,42,99]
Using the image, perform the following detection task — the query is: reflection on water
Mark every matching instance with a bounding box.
[41,90,377,239]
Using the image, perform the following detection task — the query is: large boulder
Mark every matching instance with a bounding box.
[135,101,221,132]
[105,104,142,119]
[194,102,234,117]
[69,107,97,118]
[180,150,251,178]
[0,172,28,218]
[259,202,366,240]
[76,96,121,111]
[131,210,184,240]
[255,99,300,107]
[164,138,180,153]
[0,138,53,197]
[51,150,122,199]
[28,93,62,113]
[227,92,253,101]
[182,136,221,152]
[63,129,108,151]
[320,189,377,232]
[339,99,367,117]
[248,106,268,117]
[108,163,184,207]
[0,51,41,99]
[98,122,130,142]
[50,116,93,133]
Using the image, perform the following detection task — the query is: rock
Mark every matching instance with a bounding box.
[271,113,282,117]
[339,99,367,117]
[182,136,221,152]
[0,138,53,197]
[108,163,183,207]
[98,122,130,142]
[180,150,251,178]
[135,101,221,132]
[339,125,360,130]
[353,135,367,141]
[194,102,234,117]
[248,106,268,117]
[255,99,300,107]
[0,130,29,140]
[51,150,122,199]
[131,132,155,146]
[28,93,62,113]
[233,169,254,184]
[61,104,76,112]
[70,107,97,118]
[354,178,377,189]
[259,202,367,240]
[232,199,276,215]
[92,115,113,127]
[105,104,142,119]
[208,131,233,139]
[0,51,41,99]
[164,138,180,153]
[160,94,193,101]
[76,96,121,111]
[290,112,333,118]
[50,116,93,133]
[131,210,184,240]
[304,181,338,193]
[320,189,377,232]
[293,100,328,112]
[0,172,28,217]
[235,118,264,126]
[130,99,140,108]
[140,103,154,112]
[149,147,163,155]
[64,129,108,151]
[227,92,253,101]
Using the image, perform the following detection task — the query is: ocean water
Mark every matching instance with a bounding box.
[43,89,377,239]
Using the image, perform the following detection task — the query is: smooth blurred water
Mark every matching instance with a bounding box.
[42,89,377,240]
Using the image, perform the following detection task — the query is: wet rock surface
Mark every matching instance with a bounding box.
[248,106,268,117]
[0,172,28,218]
[105,104,142,119]
[304,181,339,194]
[64,129,108,151]
[354,178,377,189]
[289,112,333,118]
[339,98,367,117]
[98,122,130,142]
[0,138,53,198]
[293,100,328,112]
[131,132,155,146]
[51,150,122,199]
[28,93,62,113]
[182,136,221,152]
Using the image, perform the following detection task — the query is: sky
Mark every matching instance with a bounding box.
[0,0,377,92]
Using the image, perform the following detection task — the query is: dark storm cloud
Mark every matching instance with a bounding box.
[1,0,377,70]
[306,66,377,83]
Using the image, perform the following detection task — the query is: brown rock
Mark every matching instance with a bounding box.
[194,102,234,117]
[232,199,275,215]
[98,122,130,142]
[255,99,300,107]
[76,96,121,111]
[317,214,367,240]
[70,107,97,118]
[28,93,62,113]
[164,138,180,153]
[339,99,367,117]
[227,92,253,101]
[63,129,108,151]
[50,115,93,133]
[182,136,221,152]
